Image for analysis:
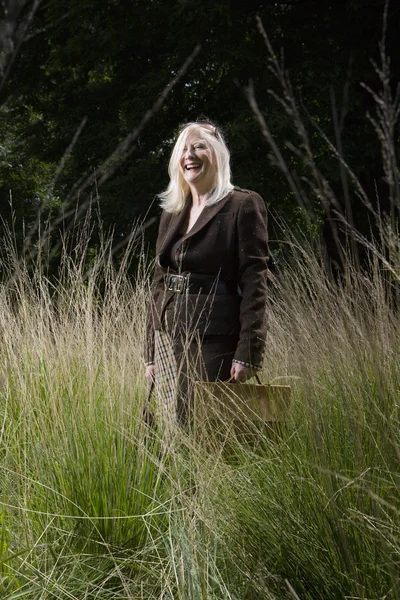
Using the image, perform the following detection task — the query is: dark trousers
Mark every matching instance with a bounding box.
[172,333,238,423]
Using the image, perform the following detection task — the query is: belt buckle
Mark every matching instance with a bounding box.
[167,274,186,293]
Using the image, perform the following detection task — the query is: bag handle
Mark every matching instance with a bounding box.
[228,372,263,384]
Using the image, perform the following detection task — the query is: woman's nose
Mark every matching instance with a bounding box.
[184,146,195,158]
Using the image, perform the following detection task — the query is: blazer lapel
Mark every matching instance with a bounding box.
[158,190,234,268]
[181,190,233,241]
[158,198,191,265]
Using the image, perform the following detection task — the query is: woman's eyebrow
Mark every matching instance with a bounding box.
[183,139,207,148]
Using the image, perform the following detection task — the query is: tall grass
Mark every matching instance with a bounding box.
[0,218,398,599]
[214,243,400,599]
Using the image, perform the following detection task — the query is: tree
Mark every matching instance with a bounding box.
[1,0,399,269]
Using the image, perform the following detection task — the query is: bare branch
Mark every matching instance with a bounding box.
[0,0,41,94]
[243,80,315,221]
[251,16,347,268]
[27,43,202,263]
[360,0,400,230]
[285,579,302,600]
[63,43,202,208]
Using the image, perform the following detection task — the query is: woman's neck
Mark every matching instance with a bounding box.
[189,184,212,207]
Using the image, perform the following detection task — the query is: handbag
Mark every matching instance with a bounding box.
[194,373,291,424]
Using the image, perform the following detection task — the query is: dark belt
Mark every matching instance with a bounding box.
[164,273,238,295]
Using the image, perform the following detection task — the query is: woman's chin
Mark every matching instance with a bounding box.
[185,169,202,182]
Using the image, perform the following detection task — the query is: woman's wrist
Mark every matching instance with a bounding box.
[232,358,262,371]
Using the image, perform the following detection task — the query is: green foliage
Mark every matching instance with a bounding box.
[0,105,58,232]
[1,0,399,265]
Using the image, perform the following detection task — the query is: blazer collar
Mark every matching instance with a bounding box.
[158,191,233,268]
[158,196,191,257]
[161,190,233,246]
[181,190,233,240]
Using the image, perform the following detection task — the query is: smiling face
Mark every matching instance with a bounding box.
[179,129,217,193]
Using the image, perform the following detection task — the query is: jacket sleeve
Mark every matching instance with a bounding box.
[234,192,268,368]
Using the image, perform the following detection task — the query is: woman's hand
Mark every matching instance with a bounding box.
[230,362,253,382]
[145,364,156,383]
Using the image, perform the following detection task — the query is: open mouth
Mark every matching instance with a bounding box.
[185,163,201,171]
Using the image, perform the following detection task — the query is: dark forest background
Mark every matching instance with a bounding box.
[0,0,399,273]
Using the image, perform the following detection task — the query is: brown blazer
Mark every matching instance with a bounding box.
[145,187,269,368]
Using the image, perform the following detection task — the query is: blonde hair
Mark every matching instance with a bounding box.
[158,122,234,213]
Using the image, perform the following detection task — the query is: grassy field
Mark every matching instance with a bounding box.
[0,234,399,599]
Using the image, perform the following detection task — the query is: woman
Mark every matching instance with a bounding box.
[145,120,268,423]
